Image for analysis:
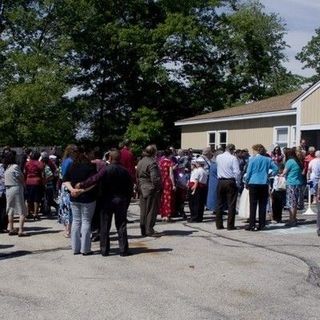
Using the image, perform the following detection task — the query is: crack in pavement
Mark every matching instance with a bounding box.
[184,223,320,288]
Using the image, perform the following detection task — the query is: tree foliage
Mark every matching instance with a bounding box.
[0,0,303,147]
[297,27,320,83]
[124,106,164,156]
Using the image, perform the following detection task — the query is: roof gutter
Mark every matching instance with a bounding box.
[175,110,296,126]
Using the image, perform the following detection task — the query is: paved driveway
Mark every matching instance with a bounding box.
[1,203,320,320]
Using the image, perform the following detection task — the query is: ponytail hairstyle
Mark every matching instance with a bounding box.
[252,144,266,156]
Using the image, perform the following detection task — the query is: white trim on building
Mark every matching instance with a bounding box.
[175,110,296,126]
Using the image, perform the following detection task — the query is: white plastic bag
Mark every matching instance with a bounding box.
[238,188,258,219]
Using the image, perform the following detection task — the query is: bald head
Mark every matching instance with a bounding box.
[109,149,121,163]
[143,145,157,157]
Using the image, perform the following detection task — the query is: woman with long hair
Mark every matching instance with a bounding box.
[63,146,97,255]
[282,148,304,227]
[4,151,28,236]
[271,145,284,166]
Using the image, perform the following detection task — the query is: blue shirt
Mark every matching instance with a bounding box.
[246,154,278,185]
[61,157,73,179]
[285,159,304,186]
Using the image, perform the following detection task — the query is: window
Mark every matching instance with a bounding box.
[219,131,227,149]
[208,132,216,149]
[208,131,228,150]
[274,127,289,148]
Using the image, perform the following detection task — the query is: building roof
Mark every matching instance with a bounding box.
[176,89,304,125]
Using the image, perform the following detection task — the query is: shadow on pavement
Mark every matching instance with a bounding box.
[161,230,198,236]
[107,247,173,256]
[0,244,14,249]
[0,250,32,260]
[27,230,62,236]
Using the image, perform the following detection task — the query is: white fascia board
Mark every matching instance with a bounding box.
[300,124,320,131]
[175,110,296,126]
[291,81,320,108]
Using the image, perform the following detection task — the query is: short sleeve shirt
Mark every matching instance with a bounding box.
[285,159,304,186]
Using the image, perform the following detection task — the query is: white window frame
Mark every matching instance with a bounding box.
[290,126,296,147]
[273,126,289,148]
[207,131,216,149]
[207,130,228,149]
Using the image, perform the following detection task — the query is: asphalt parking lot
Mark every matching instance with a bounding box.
[1,203,320,320]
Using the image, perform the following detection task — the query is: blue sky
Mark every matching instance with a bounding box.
[262,0,320,77]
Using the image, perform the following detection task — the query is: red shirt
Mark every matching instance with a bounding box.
[303,154,315,175]
[120,147,136,182]
[24,160,45,186]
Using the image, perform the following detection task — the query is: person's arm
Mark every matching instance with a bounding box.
[64,181,95,198]
[244,159,252,185]
[232,156,241,186]
[169,165,176,190]
[149,162,162,191]
[77,164,107,189]
[270,160,279,176]
[282,160,290,177]
[307,162,313,181]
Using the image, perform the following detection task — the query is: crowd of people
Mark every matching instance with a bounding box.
[0,138,319,257]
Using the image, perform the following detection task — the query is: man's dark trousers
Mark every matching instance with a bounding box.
[139,191,161,235]
[100,196,128,255]
[215,179,238,229]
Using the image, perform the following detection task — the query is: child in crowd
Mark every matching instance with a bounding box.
[271,164,286,223]
[188,158,208,222]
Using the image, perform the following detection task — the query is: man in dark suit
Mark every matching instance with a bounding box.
[99,150,133,256]
[136,145,162,237]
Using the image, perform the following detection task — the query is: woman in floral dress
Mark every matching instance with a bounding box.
[159,149,175,222]
[58,144,77,237]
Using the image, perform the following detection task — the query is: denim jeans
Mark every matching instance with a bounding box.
[70,201,96,254]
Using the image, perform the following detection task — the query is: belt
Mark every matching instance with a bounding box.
[219,178,235,181]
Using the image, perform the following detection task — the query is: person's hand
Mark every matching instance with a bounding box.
[71,189,83,198]
[74,183,81,189]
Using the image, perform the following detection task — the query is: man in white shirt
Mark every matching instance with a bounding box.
[308,151,320,185]
[215,144,240,230]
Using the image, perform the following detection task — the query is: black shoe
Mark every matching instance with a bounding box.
[73,252,81,255]
[216,226,225,230]
[120,251,131,257]
[245,225,255,231]
[146,232,162,238]
[82,251,94,256]
[101,252,109,257]
[140,225,146,237]
[227,227,238,231]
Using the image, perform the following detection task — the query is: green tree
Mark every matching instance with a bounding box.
[0,0,79,146]
[124,106,164,156]
[217,0,302,102]
[296,27,320,83]
[0,0,303,148]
